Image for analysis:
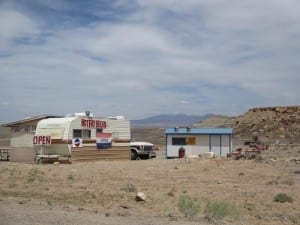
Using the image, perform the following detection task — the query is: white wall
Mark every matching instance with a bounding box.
[10,132,35,162]
[166,134,231,157]
[166,135,210,157]
[67,117,130,141]
[221,135,231,156]
[11,132,34,147]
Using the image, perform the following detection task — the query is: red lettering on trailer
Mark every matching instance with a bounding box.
[96,120,107,128]
[33,136,52,145]
[81,119,107,128]
[81,119,87,127]
[33,136,38,144]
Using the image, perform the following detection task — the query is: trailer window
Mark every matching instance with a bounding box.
[73,130,82,138]
[82,130,91,138]
[73,129,91,138]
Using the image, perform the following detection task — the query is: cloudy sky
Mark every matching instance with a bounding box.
[0,0,299,123]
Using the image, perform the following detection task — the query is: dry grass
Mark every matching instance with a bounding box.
[0,145,299,225]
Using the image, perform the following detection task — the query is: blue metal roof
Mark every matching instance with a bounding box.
[165,127,233,135]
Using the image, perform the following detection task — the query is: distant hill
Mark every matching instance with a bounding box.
[131,113,214,128]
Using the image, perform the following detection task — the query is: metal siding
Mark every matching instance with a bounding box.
[221,135,230,156]
[165,134,168,158]
[220,135,222,156]
[209,134,211,152]
[68,118,81,139]
[165,128,233,135]
[166,132,232,158]
[10,127,35,161]
[104,119,131,140]
[35,117,75,140]
[11,132,34,148]
[229,135,232,152]
[166,134,210,157]
[210,135,221,156]
[196,135,210,153]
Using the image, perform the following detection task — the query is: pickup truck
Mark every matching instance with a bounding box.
[130,142,156,160]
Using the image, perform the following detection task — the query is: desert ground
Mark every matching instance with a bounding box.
[0,144,299,225]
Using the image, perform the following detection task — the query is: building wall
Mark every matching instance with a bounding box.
[221,134,231,156]
[166,134,231,158]
[10,132,35,162]
[166,135,210,157]
[0,126,11,147]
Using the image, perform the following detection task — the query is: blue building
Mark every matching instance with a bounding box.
[165,127,233,158]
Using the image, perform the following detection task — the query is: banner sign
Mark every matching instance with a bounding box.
[72,138,83,148]
[96,133,112,149]
[33,136,51,145]
[81,119,107,129]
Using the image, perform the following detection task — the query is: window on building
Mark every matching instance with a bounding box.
[172,137,186,145]
[73,129,91,138]
[24,125,37,132]
[12,126,20,133]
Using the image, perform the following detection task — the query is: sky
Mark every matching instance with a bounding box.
[0,0,299,123]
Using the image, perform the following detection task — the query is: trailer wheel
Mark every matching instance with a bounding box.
[36,158,41,165]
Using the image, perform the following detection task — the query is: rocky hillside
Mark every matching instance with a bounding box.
[195,106,300,144]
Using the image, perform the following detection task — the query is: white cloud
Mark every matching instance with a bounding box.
[0,9,40,49]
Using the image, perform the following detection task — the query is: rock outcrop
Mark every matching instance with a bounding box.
[196,106,300,144]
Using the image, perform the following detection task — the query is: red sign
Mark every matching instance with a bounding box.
[33,136,51,145]
[96,132,112,138]
[96,133,112,148]
[81,119,107,128]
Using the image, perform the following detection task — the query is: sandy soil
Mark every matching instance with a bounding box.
[0,145,299,225]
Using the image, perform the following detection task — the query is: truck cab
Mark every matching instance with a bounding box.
[130,142,156,160]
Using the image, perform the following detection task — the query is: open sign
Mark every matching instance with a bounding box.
[33,136,51,145]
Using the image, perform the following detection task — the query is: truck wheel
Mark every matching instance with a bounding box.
[131,150,138,160]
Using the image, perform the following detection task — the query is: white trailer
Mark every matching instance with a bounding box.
[33,115,131,162]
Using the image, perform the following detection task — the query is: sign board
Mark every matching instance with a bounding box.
[81,119,107,129]
[96,133,112,149]
[33,136,51,145]
[72,138,83,148]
